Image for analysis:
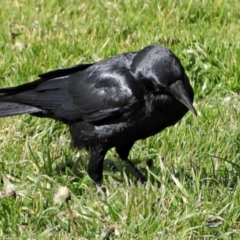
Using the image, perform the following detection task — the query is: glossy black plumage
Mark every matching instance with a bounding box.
[0,44,196,190]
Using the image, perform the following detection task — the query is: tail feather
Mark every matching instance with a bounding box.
[0,79,45,117]
[0,102,41,117]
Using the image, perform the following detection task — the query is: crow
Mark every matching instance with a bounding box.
[0,44,196,193]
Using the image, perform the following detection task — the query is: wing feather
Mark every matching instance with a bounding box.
[0,52,144,123]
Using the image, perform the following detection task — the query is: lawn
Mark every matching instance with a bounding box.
[0,0,239,239]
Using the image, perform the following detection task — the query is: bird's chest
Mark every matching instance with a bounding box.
[127,111,169,139]
[92,98,187,146]
[124,100,186,140]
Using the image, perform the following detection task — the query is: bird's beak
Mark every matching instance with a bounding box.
[169,80,197,116]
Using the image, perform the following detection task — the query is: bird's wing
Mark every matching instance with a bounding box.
[0,59,144,123]
[32,52,143,123]
[52,65,145,122]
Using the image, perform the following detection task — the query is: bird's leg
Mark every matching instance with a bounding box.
[88,145,107,196]
[122,158,147,183]
[116,143,147,183]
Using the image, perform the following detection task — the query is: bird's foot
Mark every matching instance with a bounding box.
[136,172,147,184]
[123,158,147,184]
[93,181,106,198]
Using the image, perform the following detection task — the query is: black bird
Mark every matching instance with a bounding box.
[0,44,196,192]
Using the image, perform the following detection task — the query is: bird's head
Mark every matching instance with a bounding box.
[130,44,197,115]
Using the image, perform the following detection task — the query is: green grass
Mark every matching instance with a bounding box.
[0,0,239,239]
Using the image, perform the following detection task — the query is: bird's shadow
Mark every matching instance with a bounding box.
[52,155,240,192]
[53,155,159,186]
